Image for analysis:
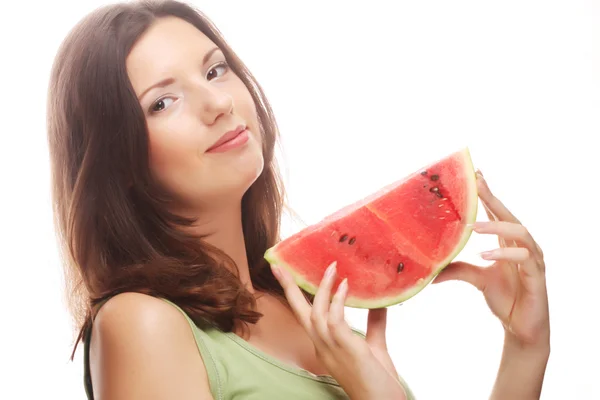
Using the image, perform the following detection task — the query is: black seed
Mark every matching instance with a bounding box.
[435,191,444,198]
[420,170,427,176]
[430,174,439,181]
[397,262,405,273]
[348,237,356,245]
[339,234,348,243]
[429,187,439,193]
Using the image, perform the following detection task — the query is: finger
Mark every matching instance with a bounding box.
[311,262,338,344]
[432,261,486,291]
[481,197,497,222]
[366,308,387,349]
[476,172,521,224]
[481,248,544,277]
[480,201,510,248]
[328,278,353,345]
[476,171,510,248]
[270,264,312,330]
[472,221,540,258]
[480,247,530,262]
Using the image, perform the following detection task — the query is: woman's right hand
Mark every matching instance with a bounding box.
[271,261,407,400]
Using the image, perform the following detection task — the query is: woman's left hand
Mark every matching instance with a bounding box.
[433,171,550,348]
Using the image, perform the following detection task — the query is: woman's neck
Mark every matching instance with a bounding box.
[186,203,254,293]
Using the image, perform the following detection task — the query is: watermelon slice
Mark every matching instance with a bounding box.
[265,148,478,308]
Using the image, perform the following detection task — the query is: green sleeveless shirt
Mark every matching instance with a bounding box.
[83,297,415,399]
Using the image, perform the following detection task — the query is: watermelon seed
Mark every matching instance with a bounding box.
[420,170,427,176]
[339,234,348,243]
[430,174,439,181]
[348,237,356,245]
[397,262,404,273]
[430,187,444,197]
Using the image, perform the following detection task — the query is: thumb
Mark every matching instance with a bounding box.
[432,261,485,291]
[366,308,387,348]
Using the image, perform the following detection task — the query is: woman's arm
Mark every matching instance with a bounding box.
[434,171,550,400]
[490,333,550,400]
[89,292,214,400]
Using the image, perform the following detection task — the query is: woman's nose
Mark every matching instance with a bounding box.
[194,82,234,126]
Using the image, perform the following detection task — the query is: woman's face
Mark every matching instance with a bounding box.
[127,16,264,212]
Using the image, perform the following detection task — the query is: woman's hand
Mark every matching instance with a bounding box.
[271,261,407,400]
[434,171,550,348]
[434,171,550,399]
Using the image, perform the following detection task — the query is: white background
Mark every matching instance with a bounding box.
[0,0,598,399]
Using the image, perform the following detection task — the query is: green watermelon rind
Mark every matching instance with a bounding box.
[265,148,479,309]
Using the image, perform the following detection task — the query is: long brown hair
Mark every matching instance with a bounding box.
[46,0,286,359]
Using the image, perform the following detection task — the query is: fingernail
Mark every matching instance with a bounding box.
[270,264,281,279]
[479,251,494,260]
[466,222,482,230]
[325,261,337,278]
[338,278,348,296]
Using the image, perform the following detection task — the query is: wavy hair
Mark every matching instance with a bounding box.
[46,0,286,358]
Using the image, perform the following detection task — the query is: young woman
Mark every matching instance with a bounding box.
[46,1,550,399]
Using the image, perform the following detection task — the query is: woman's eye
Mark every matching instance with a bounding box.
[150,97,175,113]
[207,62,229,81]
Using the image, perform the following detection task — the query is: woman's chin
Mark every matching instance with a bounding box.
[211,143,265,202]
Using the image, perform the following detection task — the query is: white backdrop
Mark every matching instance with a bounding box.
[0,1,598,399]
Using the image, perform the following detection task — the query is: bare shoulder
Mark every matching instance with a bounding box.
[92,292,188,340]
[89,292,213,400]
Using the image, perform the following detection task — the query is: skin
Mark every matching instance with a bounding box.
[90,16,550,400]
[125,16,264,291]
[433,171,550,399]
[273,173,551,400]
[91,16,338,399]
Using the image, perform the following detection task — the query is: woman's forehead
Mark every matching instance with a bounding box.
[126,17,219,93]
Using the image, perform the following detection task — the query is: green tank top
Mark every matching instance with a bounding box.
[83,297,415,399]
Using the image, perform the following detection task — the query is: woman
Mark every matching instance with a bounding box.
[46,1,550,399]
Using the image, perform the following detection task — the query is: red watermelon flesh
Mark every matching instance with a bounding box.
[367,152,473,263]
[265,148,478,308]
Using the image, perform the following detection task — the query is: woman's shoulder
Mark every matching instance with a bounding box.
[88,292,214,399]
[93,292,186,334]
